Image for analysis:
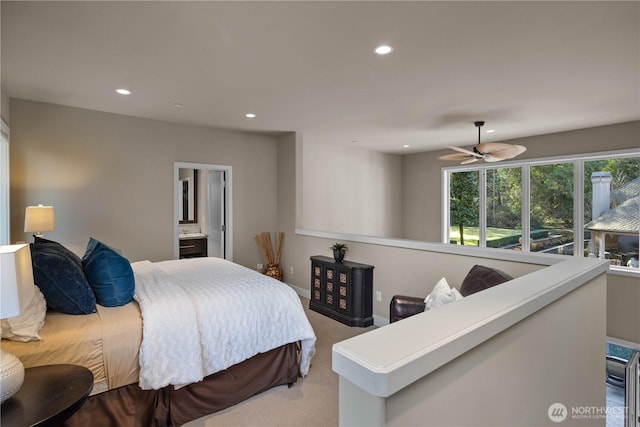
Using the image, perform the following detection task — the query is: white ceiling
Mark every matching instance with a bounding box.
[1,1,638,154]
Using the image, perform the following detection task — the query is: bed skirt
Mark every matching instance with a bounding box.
[63,343,299,427]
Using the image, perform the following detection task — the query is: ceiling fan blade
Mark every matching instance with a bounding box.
[438,153,472,161]
[446,145,483,157]
[476,142,513,153]
[478,143,527,160]
[461,157,480,164]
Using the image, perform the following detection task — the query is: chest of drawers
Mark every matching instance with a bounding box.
[309,256,373,327]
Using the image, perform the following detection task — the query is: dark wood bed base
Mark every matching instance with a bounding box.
[63,343,299,427]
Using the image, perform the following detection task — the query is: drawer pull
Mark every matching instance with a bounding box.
[180,245,196,249]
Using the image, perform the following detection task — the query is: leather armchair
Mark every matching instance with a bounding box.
[389,295,425,323]
[389,265,514,323]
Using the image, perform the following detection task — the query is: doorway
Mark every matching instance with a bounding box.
[174,162,233,261]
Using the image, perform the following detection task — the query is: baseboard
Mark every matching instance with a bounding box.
[288,283,310,300]
[373,314,389,327]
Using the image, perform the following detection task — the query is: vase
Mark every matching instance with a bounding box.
[264,264,283,281]
[333,250,345,263]
[0,349,24,403]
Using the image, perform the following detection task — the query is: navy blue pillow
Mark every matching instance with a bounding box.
[82,238,134,307]
[33,236,83,269]
[30,244,96,315]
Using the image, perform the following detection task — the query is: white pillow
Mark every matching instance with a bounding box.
[424,277,464,310]
[1,286,46,342]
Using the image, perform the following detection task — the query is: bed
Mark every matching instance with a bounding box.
[1,253,316,426]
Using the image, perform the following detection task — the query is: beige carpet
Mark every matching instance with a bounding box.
[184,296,376,427]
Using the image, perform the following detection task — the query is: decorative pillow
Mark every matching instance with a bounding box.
[459,265,513,297]
[30,244,96,314]
[0,286,46,342]
[424,277,463,310]
[33,236,83,269]
[82,237,134,307]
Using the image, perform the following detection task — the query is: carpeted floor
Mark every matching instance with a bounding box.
[184,296,376,427]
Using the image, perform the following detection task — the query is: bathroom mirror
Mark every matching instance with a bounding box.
[178,168,198,223]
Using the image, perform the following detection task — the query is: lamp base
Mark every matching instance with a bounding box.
[0,348,25,403]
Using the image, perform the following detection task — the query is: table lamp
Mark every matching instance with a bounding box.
[0,243,36,403]
[24,205,55,238]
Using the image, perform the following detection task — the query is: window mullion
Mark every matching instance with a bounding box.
[574,160,584,257]
[441,169,450,244]
[479,168,486,248]
[521,164,530,252]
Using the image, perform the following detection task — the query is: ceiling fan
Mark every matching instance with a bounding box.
[439,121,527,164]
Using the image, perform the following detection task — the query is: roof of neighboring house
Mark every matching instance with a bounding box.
[612,176,640,205]
[585,196,639,234]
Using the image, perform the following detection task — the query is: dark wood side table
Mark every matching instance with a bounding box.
[309,255,374,327]
[1,364,93,427]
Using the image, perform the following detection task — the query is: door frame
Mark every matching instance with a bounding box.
[173,162,233,261]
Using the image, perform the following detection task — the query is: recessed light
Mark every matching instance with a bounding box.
[374,45,393,55]
[352,140,359,144]
[245,113,256,118]
[116,88,131,95]
[172,102,184,108]
[486,129,496,133]
[402,144,411,148]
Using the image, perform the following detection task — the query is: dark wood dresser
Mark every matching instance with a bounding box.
[309,255,374,327]
[179,237,208,258]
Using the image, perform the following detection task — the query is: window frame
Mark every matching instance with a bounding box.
[442,148,640,267]
[1,118,9,245]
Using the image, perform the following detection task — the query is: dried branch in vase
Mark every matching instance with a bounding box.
[254,232,284,281]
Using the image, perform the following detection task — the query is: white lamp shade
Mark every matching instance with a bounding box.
[0,244,36,319]
[24,205,55,234]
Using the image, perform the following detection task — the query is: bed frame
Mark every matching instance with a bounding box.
[63,343,299,426]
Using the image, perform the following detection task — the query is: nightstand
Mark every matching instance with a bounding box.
[1,364,93,427]
[179,237,208,258]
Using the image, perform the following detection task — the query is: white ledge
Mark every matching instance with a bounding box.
[332,257,609,397]
[295,228,564,266]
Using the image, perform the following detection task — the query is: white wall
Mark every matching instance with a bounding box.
[9,99,278,267]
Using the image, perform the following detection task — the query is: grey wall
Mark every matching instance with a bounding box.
[302,141,402,237]
[1,87,9,123]
[9,99,278,267]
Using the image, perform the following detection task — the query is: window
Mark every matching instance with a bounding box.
[448,171,479,246]
[486,167,522,249]
[1,119,9,245]
[444,150,640,269]
[530,163,574,254]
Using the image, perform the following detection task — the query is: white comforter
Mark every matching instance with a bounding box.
[132,257,316,390]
